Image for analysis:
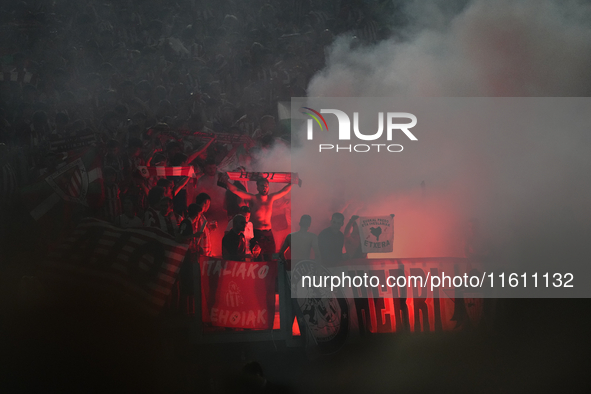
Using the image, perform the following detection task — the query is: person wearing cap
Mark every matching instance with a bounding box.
[225,205,254,249]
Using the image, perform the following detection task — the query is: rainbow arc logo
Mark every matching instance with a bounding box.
[300,107,328,132]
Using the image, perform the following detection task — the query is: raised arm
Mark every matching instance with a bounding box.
[344,215,359,237]
[223,174,253,200]
[185,135,215,164]
[270,183,293,200]
[172,176,190,196]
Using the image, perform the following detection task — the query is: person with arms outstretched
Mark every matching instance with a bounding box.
[223,176,292,260]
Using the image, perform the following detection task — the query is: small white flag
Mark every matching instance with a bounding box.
[358,216,394,253]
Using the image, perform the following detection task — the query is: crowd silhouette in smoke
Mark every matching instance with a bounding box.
[2,0,591,392]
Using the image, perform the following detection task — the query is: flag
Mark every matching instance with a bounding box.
[357,216,394,253]
[137,166,196,178]
[278,101,291,136]
[40,218,189,315]
[200,258,277,329]
[20,147,103,221]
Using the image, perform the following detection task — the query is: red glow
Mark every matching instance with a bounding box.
[272,293,280,330]
[271,294,301,335]
[292,317,301,336]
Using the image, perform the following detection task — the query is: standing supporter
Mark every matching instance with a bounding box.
[125,169,150,215]
[223,177,293,260]
[279,214,321,263]
[194,158,227,255]
[146,192,178,236]
[343,215,367,260]
[144,186,165,228]
[177,203,207,314]
[157,178,175,199]
[117,195,143,228]
[222,214,261,261]
[225,206,254,249]
[156,178,183,224]
[101,167,122,224]
[157,197,179,237]
[178,204,205,252]
[195,193,217,257]
[225,168,249,218]
[318,212,345,267]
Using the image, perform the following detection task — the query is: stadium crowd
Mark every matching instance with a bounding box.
[0,0,398,257]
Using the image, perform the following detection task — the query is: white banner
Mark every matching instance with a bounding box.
[358,216,394,253]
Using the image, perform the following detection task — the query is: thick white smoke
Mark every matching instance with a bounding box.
[289,0,591,270]
[309,0,591,98]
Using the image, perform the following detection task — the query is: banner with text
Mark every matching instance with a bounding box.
[357,216,394,253]
[200,258,277,330]
[225,171,302,186]
[291,258,486,353]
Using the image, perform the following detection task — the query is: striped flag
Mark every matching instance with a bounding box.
[20,147,104,221]
[63,165,83,199]
[137,166,196,178]
[40,218,189,315]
